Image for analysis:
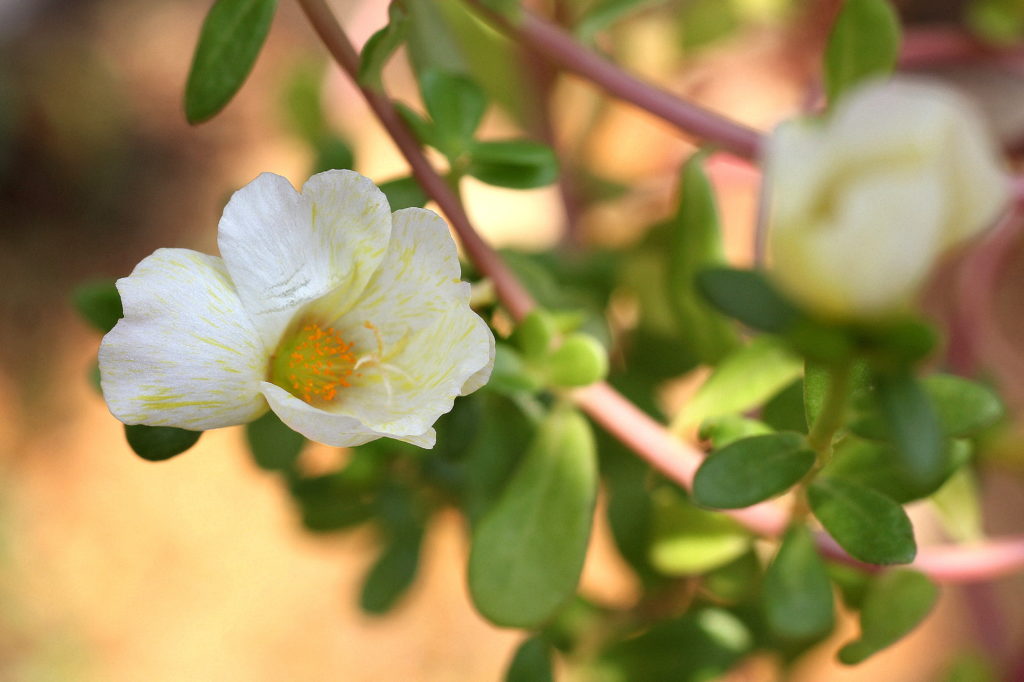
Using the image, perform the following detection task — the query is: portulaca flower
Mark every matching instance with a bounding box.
[99,170,495,448]
[766,77,1010,319]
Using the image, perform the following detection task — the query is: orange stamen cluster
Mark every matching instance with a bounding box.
[283,322,356,404]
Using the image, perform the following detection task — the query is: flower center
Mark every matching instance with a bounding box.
[271,321,356,405]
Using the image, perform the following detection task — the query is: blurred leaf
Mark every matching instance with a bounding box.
[379,175,429,210]
[487,344,543,395]
[666,153,740,363]
[763,525,834,641]
[699,415,773,449]
[694,432,815,509]
[650,488,751,575]
[404,0,468,77]
[88,363,103,394]
[245,410,304,471]
[681,337,803,429]
[420,69,487,157]
[394,102,439,148]
[823,437,969,503]
[506,636,554,682]
[697,267,801,333]
[827,562,872,610]
[924,374,1004,438]
[931,465,984,543]
[602,437,658,581]
[467,139,559,189]
[73,279,123,333]
[875,371,946,492]
[469,406,598,628]
[809,477,915,565]
[511,309,558,359]
[823,0,901,104]
[359,2,410,89]
[968,0,1024,44]
[463,393,534,524]
[838,570,938,664]
[703,550,762,603]
[360,523,424,615]
[576,0,665,43]
[545,333,609,387]
[281,59,326,143]
[290,469,377,532]
[184,0,278,124]
[312,136,354,173]
[943,651,1000,682]
[680,0,741,51]
[762,379,807,433]
[124,424,202,462]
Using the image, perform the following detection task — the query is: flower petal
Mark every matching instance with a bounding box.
[99,248,268,430]
[261,382,435,448]
[217,170,392,348]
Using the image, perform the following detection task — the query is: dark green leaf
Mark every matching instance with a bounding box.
[809,476,916,565]
[360,524,424,615]
[420,69,486,156]
[823,0,901,104]
[696,267,802,333]
[505,636,554,682]
[394,101,439,148]
[666,153,740,363]
[763,525,834,641]
[968,0,1024,44]
[463,394,534,524]
[823,437,969,503]
[468,406,598,628]
[694,433,815,509]
[762,380,807,434]
[290,469,377,532]
[698,415,773,449]
[576,0,663,43]
[875,372,945,491]
[358,2,409,90]
[73,279,123,333]
[124,424,202,462]
[184,0,278,124]
[312,135,354,173]
[245,410,304,471]
[650,488,751,575]
[838,570,938,664]
[379,175,429,210]
[827,562,872,610]
[924,374,1004,438]
[703,551,762,603]
[467,139,559,189]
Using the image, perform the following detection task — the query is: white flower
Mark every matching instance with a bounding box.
[99,170,495,448]
[766,77,1010,319]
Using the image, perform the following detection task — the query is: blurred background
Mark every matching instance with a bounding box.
[1,0,1024,679]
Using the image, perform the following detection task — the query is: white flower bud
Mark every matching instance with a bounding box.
[766,78,1010,319]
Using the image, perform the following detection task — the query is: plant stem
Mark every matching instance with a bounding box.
[806,362,851,457]
[464,0,764,161]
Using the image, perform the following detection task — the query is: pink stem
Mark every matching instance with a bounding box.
[465,1,764,161]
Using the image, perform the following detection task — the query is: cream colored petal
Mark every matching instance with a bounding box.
[218,170,391,348]
[261,383,435,448]
[99,248,268,430]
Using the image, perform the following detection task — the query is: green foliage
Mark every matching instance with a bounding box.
[924,374,1004,437]
[666,153,740,364]
[311,136,354,174]
[823,0,901,105]
[575,0,666,44]
[697,267,801,333]
[245,410,304,471]
[469,406,598,627]
[124,424,202,462]
[694,432,815,509]
[511,309,558,359]
[360,490,425,615]
[358,2,410,90]
[968,0,1024,44]
[698,415,773,449]
[808,477,916,564]
[379,176,429,210]
[73,279,123,333]
[466,140,559,189]
[680,0,741,51]
[420,69,487,158]
[873,371,946,493]
[505,636,555,682]
[763,525,834,641]
[184,0,278,124]
[545,333,609,387]
[838,570,938,664]
[823,437,969,503]
[650,488,751,575]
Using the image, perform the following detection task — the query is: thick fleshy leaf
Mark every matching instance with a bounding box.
[650,488,751,575]
[809,477,916,565]
[217,170,391,348]
[468,406,597,628]
[184,0,278,124]
[99,249,268,430]
[73,279,123,333]
[124,424,202,461]
[839,570,938,664]
[360,523,424,615]
[696,267,801,333]
[824,0,901,105]
[378,176,429,211]
[245,409,304,471]
[875,372,945,492]
[924,374,1004,437]
[505,637,554,682]
[694,432,815,509]
[763,525,835,641]
[420,69,486,157]
[466,140,559,189]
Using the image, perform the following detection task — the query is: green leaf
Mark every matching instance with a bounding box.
[245,410,304,471]
[650,488,751,575]
[763,525,835,641]
[394,101,439,148]
[696,267,802,333]
[808,476,916,565]
[544,333,608,388]
[487,344,543,395]
[924,374,1004,438]
[379,175,429,210]
[311,135,354,173]
[462,394,534,525]
[680,337,803,429]
[73,279,123,333]
[360,524,424,615]
[875,372,946,492]
[823,437,969,503]
[184,0,278,124]
[576,0,664,43]
[698,415,773,449]
[467,139,559,189]
[838,570,938,664]
[420,69,486,157]
[505,636,554,682]
[281,59,326,143]
[968,0,1024,45]
[931,465,984,543]
[468,406,598,628]
[762,380,807,434]
[823,0,901,104]
[666,153,740,363]
[290,463,379,532]
[694,432,815,509]
[358,2,409,90]
[510,309,557,359]
[827,562,872,610]
[680,0,741,51]
[124,424,202,462]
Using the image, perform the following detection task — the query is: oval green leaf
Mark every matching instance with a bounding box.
[763,524,835,641]
[693,432,815,509]
[838,569,938,664]
[360,525,424,615]
[185,0,278,124]
[924,374,1004,438]
[808,476,916,565]
[468,406,598,628]
[73,280,123,333]
[650,488,751,576]
[505,636,554,682]
[466,139,559,189]
[245,410,304,471]
[696,267,801,333]
[824,0,901,104]
[420,69,486,156]
[124,424,202,462]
